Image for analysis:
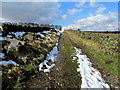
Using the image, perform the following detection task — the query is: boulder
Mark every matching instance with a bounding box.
[19,41,25,45]
[9,38,19,48]
[21,56,28,65]
[24,33,33,41]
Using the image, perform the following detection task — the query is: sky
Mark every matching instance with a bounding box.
[0,0,119,31]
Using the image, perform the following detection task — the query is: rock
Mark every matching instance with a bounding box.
[47,44,53,48]
[42,65,47,69]
[38,54,44,61]
[46,59,54,66]
[24,33,33,41]
[3,63,15,69]
[21,56,28,65]
[103,74,107,78]
[12,67,22,74]
[19,41,25,45]
[33,58,39,64]
[9,38,19,48]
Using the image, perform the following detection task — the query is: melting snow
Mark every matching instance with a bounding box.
[39,34,45,38]
[42,31,49,34]
[74,47,110,89]
[14,32,26,37]
[0,37,6,40]
[39,42,58,72]
[0,53,5,58]
[0,60,17,66]
[37,32,45,38]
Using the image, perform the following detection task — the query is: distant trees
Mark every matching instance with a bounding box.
[2,22,62,36]
[78,29,81,31]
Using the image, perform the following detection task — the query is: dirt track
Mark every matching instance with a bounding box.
[67,33,119,90]
[27,34,119,89]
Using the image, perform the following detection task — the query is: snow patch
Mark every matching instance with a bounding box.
[0,60,17,66]
[42,31,49,34]
[39,42,58,72]
[0,37,6,40]
[74,47,110,89]
[0,53,5,58]
[37,32,45,38]
[14,32,26,37]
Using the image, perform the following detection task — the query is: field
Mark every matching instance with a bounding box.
[64,30,119,79]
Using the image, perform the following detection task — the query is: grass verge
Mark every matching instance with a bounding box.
[59,33,82,88]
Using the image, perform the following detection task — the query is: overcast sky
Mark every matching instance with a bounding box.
[0,0,118,31]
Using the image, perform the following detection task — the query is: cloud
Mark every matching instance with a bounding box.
[0,17,10,22]
[75,0,86,7]
[75,0,101,8]
[61,14,68,19]
[2,0,58,2]
[2,2,60,24]
[0,3,2,17]
[89,0,97,7]
[96,7,106,13]
[68,8,83,15]
[63,12,118,31]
